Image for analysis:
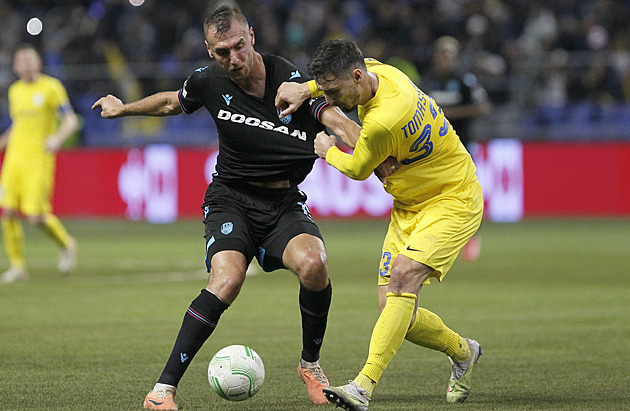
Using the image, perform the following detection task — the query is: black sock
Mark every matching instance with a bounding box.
[299,282,332,363]
[158,289,229,386]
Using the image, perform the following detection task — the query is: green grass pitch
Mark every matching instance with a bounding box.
[1,218,629,410]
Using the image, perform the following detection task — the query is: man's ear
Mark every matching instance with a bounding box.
[205,40,213,59]
[352,68,363,83]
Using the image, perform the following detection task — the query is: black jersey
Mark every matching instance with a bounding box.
[178,54,325,186]
[423,72,488,147]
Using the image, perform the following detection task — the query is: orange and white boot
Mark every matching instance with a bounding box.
[144,384,178,410]
[298,359,329,404]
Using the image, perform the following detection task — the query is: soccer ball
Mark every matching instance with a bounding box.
[208,345,265,401]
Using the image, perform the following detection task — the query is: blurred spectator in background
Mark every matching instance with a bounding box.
[0,0,629,145]
[422,35,491,262]
[422,36,491,149]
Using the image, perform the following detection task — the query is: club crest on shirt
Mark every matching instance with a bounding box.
[32,92,44,107]
[278,109,292,124]
[221,222,233,235]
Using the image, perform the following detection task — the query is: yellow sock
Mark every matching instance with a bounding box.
[451,337,471,362]
[2,217,26,269]
[356,292,416,396]
[40,214,72,248]
[405,307,470,361]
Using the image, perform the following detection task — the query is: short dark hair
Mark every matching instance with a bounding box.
[308,39,366,81]
[14,43,39,56]
[203,5,248,39]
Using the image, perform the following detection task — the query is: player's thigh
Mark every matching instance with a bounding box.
[203,208,257,273]
[207,249,249,304]
[379,195,482,285]
[378,208,413,287]
[20,165,53,216]
[260,203,323,273]
[282,233,326,272]
[0,164,20,211]
[402,197,482,282]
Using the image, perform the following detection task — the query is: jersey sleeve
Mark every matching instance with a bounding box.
[325,121,393,181]
[308,96,329,122]
[51,78,72,114]
[178,70,205,114]
[307,80,323,98]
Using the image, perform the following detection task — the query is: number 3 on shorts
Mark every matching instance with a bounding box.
[379,251,392,277]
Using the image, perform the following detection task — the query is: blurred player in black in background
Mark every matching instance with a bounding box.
[422,36,491,261]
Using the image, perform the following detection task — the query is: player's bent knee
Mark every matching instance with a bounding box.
[389,266,426,293]
[1,209,18,219]
[208,269,247,303]
[27,215,46,226]
[297,253,329,291]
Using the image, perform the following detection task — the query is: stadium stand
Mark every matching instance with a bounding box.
[1,0,628,145]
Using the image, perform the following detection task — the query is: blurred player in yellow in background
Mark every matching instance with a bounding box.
[0,44,79,285]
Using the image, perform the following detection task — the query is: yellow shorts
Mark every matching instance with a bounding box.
[378,181,483,286]
[0,157,54,216]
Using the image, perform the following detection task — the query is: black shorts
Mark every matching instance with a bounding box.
[202,180,322,273]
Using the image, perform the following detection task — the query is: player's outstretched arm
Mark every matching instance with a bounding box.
[91,91,182,118]
[45,109,79,152]
[275,81,311,119]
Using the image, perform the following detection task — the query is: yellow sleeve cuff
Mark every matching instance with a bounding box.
[308,80,323,98]
[325,146,343,166]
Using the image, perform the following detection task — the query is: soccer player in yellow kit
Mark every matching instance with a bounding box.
[276,39,483,410]
[0,44,78,285]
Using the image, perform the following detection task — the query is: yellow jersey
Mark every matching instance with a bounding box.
[5,74,71,162]
[323,59,478,211]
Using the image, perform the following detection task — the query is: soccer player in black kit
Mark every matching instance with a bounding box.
[92,5,396,410]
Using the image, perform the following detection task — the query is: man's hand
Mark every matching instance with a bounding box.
[314,131,337,159]
[91,94,124,118]
[374,156,401,183]
[275,82,310,119]
[44,135,63,152]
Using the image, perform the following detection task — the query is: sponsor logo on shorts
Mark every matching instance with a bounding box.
[221,222,233,235]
